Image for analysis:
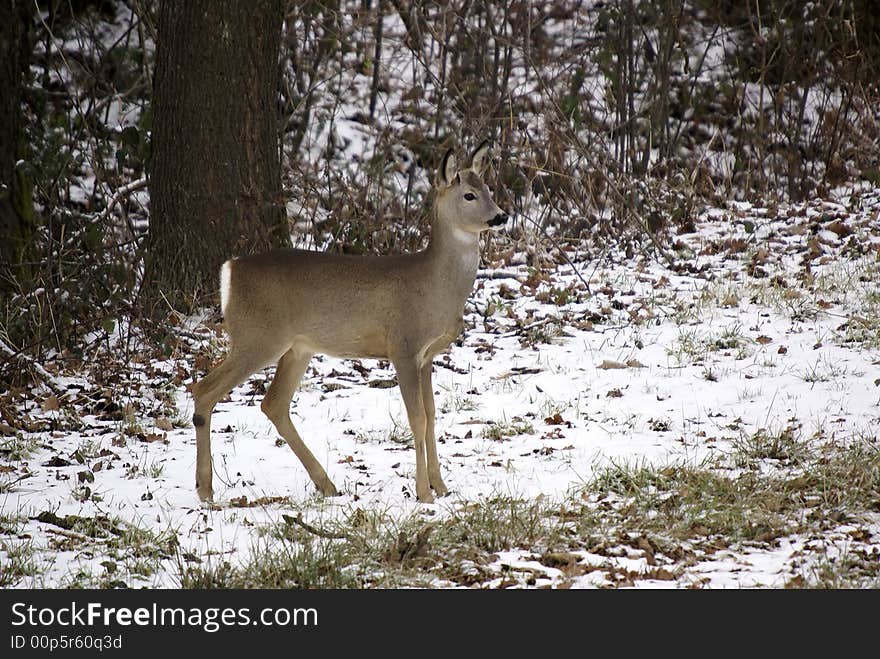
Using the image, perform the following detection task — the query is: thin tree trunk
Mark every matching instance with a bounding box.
[369,0,385,119]
[0,0,35,294]
[145,0,288,316]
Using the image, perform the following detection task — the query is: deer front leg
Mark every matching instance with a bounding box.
[392,355,433,503]
[420,363,448,497]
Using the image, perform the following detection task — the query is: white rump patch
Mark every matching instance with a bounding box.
[220,260,233,315]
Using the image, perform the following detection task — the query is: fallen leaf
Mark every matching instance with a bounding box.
[636,536,656,565]
[786,575,807,589]
[41,395,59,412]
[368,378,397,389]
[598,359,627,370]
[825,220,852,238]
[41,456,71,468]
[384,525,433,564]
[511,366,542,375]
[722,294,740,308]
[727,238,749,254]
[231,496,288,508]
[646,568,676,581]
[540,552,579,568]
[752,247,770,264]
[755,335,773,345]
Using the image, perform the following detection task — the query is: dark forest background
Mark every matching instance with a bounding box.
[1,0,878,388]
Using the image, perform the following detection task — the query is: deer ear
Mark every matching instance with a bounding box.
[470,139,492,176]
[437,149,457,187]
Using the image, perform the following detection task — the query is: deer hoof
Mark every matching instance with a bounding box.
[318,480,340,497]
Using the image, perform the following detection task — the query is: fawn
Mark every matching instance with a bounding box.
[191,141,507,503]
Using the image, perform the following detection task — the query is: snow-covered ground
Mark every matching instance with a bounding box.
[3,185,879,589]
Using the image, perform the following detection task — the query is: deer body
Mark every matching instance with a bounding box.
[191,142,506,503]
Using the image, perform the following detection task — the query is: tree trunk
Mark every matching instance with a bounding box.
[0,0,35,294]
[145,0,288,316]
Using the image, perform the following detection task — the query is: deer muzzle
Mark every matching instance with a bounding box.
[488,212,508,227]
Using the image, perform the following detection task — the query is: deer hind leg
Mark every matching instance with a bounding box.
[420,363,449,497]
[261,348,339,497]
[191,343,275,502]
[392,354,432,503]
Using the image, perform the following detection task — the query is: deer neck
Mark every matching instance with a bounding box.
[425,208,481,291]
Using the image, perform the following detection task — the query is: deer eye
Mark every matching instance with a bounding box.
[463,192,477,201]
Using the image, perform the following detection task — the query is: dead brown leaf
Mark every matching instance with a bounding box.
[368,378,397,389]
[384,525,433,564]
[825,219,852,238]
[540,552,580,569]
[230,495,289,508]
[645,568,676,581]
[598,359,627,370]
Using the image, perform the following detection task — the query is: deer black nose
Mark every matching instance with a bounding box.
[488,213,508,227]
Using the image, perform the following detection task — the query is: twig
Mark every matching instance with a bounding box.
[432,359,469,374]
[282,513,348,540]
[0,339,65,395]
[518,213,592,293]
[476,269,527,280]
[0,473,34,489]
[368,0,385,119]
[499,316,557,338]
[95,176,148,224]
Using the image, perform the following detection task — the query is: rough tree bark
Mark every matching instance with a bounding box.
[145,0,289,315]
[0,0,35,293]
